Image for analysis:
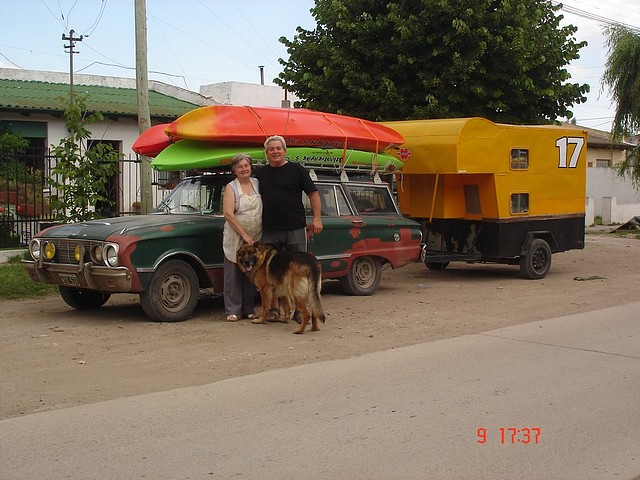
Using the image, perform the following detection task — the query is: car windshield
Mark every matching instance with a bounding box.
[154,174,231,214]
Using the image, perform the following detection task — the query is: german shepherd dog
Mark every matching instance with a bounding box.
[236,242,326,334]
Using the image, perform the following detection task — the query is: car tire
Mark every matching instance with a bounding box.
[59,286,111,309]
[140,259,200,322]
[519,238,552,279]
[340,256,381,296]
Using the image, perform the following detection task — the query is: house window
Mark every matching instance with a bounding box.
[511,193,529,214]
[0,120,48,173]
[510,149,529,170]
[596,159,610,168]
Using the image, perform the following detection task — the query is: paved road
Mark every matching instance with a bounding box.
[1,302,639,480]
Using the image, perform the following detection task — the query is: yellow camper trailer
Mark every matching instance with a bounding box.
[383,117,587,279]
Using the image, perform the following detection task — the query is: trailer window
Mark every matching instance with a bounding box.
[464,185,481,214]
[511,149,529,170]
[511,193,529,214]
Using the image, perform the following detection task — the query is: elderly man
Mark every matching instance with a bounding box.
[255,135,323,321]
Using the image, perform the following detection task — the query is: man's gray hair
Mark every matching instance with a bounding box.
[264,135,287,150]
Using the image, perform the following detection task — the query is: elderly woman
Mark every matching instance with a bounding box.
[222,153,263,322]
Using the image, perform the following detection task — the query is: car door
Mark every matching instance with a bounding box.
[304,182,362,278]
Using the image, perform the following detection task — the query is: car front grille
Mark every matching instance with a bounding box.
[50,240,100,264]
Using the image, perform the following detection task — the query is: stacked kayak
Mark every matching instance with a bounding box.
[132,105,406,173]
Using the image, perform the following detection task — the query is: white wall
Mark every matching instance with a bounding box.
[199,81,299,107]
[587,167,640,225]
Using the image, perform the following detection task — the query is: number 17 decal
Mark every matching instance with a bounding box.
[556,137,584,168]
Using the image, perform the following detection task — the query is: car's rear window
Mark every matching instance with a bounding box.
[344,184,398,214]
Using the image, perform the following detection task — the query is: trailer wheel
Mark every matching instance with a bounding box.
[520,238,551,279]
[59,286,111,309]
[140,259,199,322]
[340,256,381,296]
[426,261,449,271]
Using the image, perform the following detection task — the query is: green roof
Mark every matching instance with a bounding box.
[0,78,199,120]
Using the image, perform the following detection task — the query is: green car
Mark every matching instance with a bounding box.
[23,172,422,322]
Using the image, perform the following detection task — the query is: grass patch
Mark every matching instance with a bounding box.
[0,255,58,300]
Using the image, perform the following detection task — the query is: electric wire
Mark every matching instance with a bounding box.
[82,0,108,37]
[552,1,640,32]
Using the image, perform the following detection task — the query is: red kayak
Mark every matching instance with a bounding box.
[132,124,179,157]
[165,105,404,153]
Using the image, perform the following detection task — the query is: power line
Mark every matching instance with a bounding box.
[195,0,279,71]
[552,1,640,32]
[147,12,192,91]
[38,0,66,30]
[148,14,259,72]
[82,0,108,37]
[74,60,190,89]
[81,41,129,70]
[229,0,281,70]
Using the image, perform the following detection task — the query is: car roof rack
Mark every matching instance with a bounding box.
[251,158,397,175]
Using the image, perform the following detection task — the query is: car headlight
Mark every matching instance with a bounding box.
[104,244,119,267]
[43,241,56,260]
[29,239,41,260]
[91,245,104,264]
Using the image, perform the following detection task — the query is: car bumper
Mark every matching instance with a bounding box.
[23,260,133,292]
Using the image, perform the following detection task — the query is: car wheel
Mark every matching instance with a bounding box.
[426,261,449,271]
[140,259,199,322]
[519,238,551,279]
[59,286,111,309]
[340,256,381,296]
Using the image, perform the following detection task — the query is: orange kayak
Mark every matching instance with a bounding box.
[132,124,180,157]
[165,105,404,153]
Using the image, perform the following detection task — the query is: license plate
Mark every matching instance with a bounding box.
[59,274,80,286]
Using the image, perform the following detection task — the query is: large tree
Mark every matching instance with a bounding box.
[276,0,589,123]
[603,25,640,187]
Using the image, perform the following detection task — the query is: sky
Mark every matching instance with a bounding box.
[1,0,639,132]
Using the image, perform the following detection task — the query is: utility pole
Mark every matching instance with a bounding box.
[134,0,153,214]
[62,29,83,101]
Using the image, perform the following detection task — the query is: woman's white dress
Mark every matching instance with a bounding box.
[222,177,262,262]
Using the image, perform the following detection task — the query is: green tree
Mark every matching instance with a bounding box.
[49,94,121,222]
[0,131,29,247]
[0,129,30,188]
[276,0,589,123]
[603,25,640,187]
[0,130,29,158]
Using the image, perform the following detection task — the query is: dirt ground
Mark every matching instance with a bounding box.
[2,233,639,420]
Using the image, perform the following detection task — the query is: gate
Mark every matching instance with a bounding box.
[0,153,175,248]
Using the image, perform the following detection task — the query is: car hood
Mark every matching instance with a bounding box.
[36,213,223,241]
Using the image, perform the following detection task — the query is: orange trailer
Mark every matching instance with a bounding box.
[382,117,587,279]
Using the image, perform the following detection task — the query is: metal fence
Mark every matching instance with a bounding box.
[0,152,176,248]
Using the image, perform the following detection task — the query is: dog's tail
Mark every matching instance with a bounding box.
[310,261,326,324]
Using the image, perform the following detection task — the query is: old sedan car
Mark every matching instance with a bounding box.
[23,171,422,322]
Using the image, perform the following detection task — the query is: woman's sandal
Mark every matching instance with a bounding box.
[265,308,280,322]
[244,313,258,320]
[226,314,239,322]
